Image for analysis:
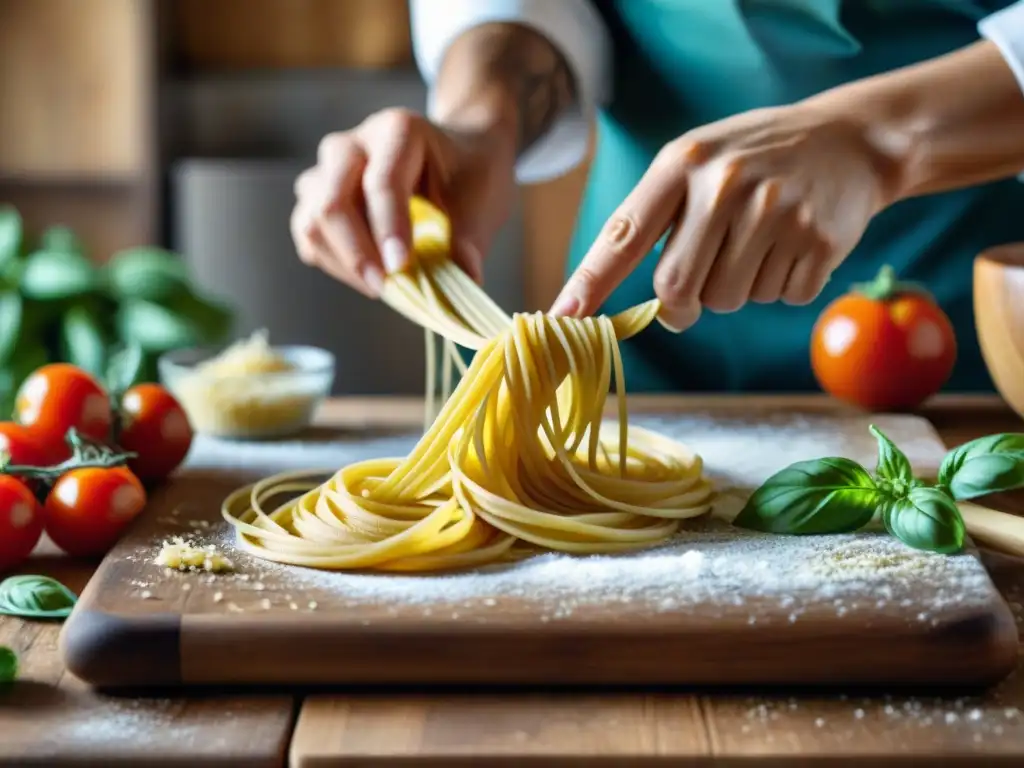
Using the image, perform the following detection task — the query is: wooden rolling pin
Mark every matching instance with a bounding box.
[961,502,1024,558]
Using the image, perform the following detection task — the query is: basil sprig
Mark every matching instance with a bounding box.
[0,647,15,683]
[733,426,1024,554]
[0,575,78,619]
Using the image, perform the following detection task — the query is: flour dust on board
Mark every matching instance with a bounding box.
[133,411,996,628]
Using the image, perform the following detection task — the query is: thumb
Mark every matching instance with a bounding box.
[450,236,485,286]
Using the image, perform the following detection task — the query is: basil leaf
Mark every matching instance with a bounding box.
[882,487,965,554]
[105,247,191,302]
[0,575,78,619]
[734,457,882,534]
[116,300,201,353]
[938,434,1024,500]
[20,249,97,301]
[105,343,145,396]
[0,206,21,271]
[168,290,234,344]
[61,304,108,379]
[0,291,22,366]
[0,646,16,683]
[41,225,82,255]
[869,424,914,486]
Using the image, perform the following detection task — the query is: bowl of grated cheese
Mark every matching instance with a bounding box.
[158,330,335,439]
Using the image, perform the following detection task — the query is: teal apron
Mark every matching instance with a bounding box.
[572,0,1021,392]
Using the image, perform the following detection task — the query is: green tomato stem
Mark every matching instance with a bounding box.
[851,264,935,302]
[0,453,135,480]
[0,427,135,481]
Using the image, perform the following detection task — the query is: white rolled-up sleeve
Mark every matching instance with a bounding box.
[979,1,1024,180]
[979,2,1024,98]
[409,0,613,184]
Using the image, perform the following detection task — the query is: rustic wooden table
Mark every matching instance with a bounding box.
[2,395,1023,768]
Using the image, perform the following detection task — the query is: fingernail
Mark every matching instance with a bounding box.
[656,316,685,334]
[363,264,385,296]
[657,303,700,333]
[381,237,408,274]
[550,293,580,318]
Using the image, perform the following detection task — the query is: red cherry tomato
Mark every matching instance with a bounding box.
[44,467,146,557]
[0,421,59,495]
[0,422,55,467]
[0,476,44,572]
[14,364,112,457]
[811,266,957,411]
[117,384,193,481]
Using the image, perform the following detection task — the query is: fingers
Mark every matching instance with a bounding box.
[293,109,432,299]
[357,109,426,275]
[698,180,782,314]
[782,239,836,306]
[749,215,814,305]
[292,135,384,297]
[550,141,697,317]
[313,134,389,296]
[652,159,745,331]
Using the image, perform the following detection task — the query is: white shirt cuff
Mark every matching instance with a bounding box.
[979,1,1024,181]
[980,1,1024,87]
[409,0,612,184]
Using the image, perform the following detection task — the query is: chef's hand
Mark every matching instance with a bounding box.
[292,108,517,298]
[550,102,895,330]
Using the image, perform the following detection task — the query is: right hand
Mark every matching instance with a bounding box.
[291,107,518,298]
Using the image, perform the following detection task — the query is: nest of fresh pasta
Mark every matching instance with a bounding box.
[221,198,714,572]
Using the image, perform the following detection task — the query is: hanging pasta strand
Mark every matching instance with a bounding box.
[222,197,713,572]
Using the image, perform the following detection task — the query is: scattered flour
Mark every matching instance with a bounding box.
[44,698,242,754]
[124,412,998,627]
[212,522,994,621]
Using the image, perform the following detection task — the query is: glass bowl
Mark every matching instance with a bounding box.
[158,345,335,440]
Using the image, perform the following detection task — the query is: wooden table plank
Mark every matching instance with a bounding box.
[0,541,296,768]
[292,694,709,767]
[290,398,1024,767]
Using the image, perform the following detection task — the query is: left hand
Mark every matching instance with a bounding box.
[550,101,897,331]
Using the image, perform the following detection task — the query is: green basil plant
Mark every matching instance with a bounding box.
[734,426,1024,555]
[0,205,234,415]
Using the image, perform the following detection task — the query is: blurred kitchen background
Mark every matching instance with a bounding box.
[0,0,593,395]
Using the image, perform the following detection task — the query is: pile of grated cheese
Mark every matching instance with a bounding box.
[155,537,234,573]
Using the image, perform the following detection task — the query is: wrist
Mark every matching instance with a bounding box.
[799,84,918,207]
[801,41,1024,203]
[432,86,521,154]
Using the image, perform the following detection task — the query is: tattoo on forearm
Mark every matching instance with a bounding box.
[457,24,577,155]
[498,34,575,154]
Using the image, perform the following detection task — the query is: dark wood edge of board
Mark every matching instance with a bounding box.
[58,599,1020,691]
[59,606,182,687]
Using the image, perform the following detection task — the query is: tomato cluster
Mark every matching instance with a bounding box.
[0,364,193,570]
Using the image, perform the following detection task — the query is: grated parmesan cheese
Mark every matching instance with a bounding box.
[155,537,234,573]
[190,329,294,377]
[169,330,324,438]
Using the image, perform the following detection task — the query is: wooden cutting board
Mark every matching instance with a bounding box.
[58,408,1019,690]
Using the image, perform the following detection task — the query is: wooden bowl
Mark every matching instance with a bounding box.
[974,244,1024,417]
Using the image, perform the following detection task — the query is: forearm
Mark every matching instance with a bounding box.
[807,40,1024,203]
[430,23,577,156]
